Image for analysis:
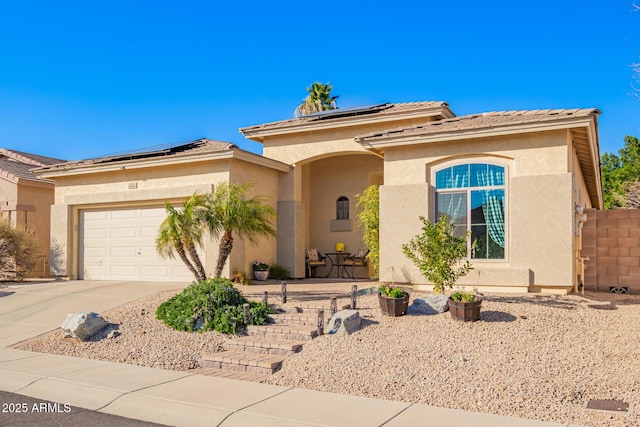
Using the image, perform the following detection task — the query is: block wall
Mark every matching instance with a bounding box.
[582,208,640,293]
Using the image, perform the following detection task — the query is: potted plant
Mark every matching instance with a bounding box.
[252,261,270,281]
[448,289,482,322]
[402,215,480,322]
[378,283,410,317]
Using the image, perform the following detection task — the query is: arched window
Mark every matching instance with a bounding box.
[435,163,506,259]
[336,196,349,220]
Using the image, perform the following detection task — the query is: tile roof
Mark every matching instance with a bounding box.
[355,108,601,143]
[0,149,66,184]
[33,138,237,173]
[239,101,453,137]
[0,149,65,167]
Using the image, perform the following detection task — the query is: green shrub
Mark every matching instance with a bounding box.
[378,283,409,298]
[355,185,379,279]
[450,290,476,303]
[402,215,473,294]
[155,277,271,334]
[267,263,291,280]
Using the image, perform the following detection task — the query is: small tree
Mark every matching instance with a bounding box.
[204,182,277,278]
[402,215,473,294]
[0,221,39,280]
[156,194,208,281]
[355,184,379,279]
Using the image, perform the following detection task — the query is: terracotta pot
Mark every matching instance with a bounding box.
[448,296,482,322]
[378,293,410,317]
[253,270,269,281]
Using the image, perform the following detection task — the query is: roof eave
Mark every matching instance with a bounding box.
[240,104,454,142]
[356,116,597,148]
[34,148,291,179]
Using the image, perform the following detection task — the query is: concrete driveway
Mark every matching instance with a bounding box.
[0,280,188,347]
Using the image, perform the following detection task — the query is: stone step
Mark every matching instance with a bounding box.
[277,305,327,314]
[191,367,269,383]
[200,350,285,375]
[269,312,320,325]
[247,324,318,341]
[224,336,305,355]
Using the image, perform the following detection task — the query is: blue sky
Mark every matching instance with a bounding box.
[1,1,638,161]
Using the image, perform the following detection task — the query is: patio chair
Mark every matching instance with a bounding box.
[341,248,370,279]
[305,248,328,278]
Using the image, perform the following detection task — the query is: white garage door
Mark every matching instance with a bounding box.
[79,207,198,282]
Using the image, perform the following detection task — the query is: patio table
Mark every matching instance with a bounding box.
[325,252,350,278]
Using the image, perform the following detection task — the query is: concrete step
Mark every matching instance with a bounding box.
[224,336,305,356]
[200,350,285,375]
[247,324,318,341]
[191,367,269,383]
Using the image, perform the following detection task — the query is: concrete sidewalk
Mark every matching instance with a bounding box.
[0,280,576,426]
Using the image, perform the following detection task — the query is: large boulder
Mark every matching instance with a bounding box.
[327,309,361,335]
[408,295,449,315]
[61,312,108,341]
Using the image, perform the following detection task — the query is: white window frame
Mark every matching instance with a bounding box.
[432,160,509,262]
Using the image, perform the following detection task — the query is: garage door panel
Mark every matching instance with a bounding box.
[110,227,138,239]
[110,246,138,257]
[109,265,138,278]
[85,266,108,276]
[140,226,159,238]
[141,209,166,219]
[80,207,199,282]
[139,245,160,257]
[83,228,108,239]
[84,247,108,257]
[85,211,109,221]
[111,210,138,220]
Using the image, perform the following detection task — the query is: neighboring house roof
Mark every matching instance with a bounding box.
[33,138,291,177]
[0,148,65,184]
[239,102,455,141]
[355,107,603,209]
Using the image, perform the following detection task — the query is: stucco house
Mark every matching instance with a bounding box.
[0,149,64,278]
[35,102,602,294]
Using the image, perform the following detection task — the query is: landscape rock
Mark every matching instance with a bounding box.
[61,312,108,341]
[408,295,449,315]
[357,286,378,296]
[327,309,361,335]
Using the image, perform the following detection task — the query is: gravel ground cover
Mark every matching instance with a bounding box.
[14,285,640,427]
[16,290,226,371]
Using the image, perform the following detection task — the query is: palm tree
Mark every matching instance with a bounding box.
[294,81,339,117]
[204,182,277,277]
[156,194,207,281]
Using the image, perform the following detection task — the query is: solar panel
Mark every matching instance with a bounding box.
[90,139,201,160]
[301,103,390,119]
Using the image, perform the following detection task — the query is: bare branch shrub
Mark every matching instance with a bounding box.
[0,220,39,280]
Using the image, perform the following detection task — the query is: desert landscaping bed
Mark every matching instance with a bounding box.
[15,287,640,427]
